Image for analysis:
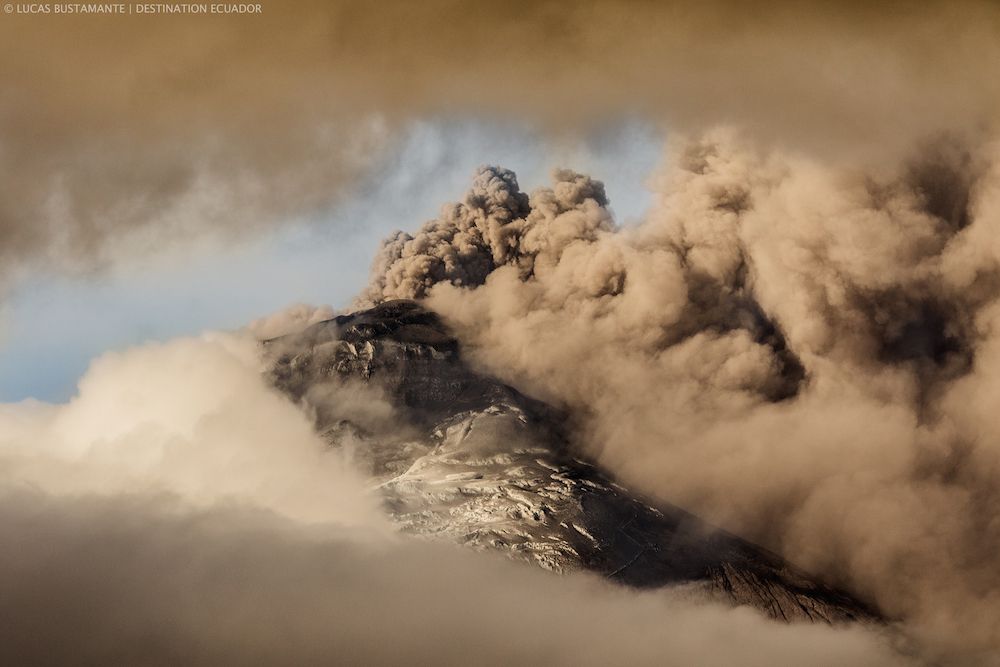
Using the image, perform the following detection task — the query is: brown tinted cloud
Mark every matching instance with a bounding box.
[0,488,912,667]
[1,0,999,280]
[0,334,910,666]
[4,2,1000,663]
[361,129,1000,662]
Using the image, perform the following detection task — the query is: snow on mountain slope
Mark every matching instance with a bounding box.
[266,300,877,624]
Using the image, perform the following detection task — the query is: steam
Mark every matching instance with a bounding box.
[248,303,336,340]
[0,328,909,665]
[0,333,384,526]
[0,489,911,667]
[363,131,1000,662]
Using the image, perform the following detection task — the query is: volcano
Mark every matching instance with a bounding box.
[266,299,877,624]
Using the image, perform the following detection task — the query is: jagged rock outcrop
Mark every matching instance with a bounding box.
[266,299,878,624]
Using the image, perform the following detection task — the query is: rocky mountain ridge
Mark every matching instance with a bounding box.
[266,299,877,624]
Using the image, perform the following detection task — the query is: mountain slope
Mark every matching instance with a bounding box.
[266,299,877,624]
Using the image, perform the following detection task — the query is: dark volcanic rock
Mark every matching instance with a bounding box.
[267,299,878,624]
[268,300,550,426]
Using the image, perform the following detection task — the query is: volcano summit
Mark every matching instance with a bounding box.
[266,299,876,624]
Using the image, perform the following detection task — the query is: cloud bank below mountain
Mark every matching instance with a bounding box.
[0,333,909,666]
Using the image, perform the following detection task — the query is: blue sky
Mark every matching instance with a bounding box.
[0,118,661,403]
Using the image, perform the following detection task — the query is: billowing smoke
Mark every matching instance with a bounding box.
[4,1,1000,286]
[363,131,1000,662]
[6,1,1000,663]
[0,330,909,665]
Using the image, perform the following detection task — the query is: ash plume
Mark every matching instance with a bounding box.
[363,131,1000,662]
[3,0,1000,286]
[4,1,1000,663]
